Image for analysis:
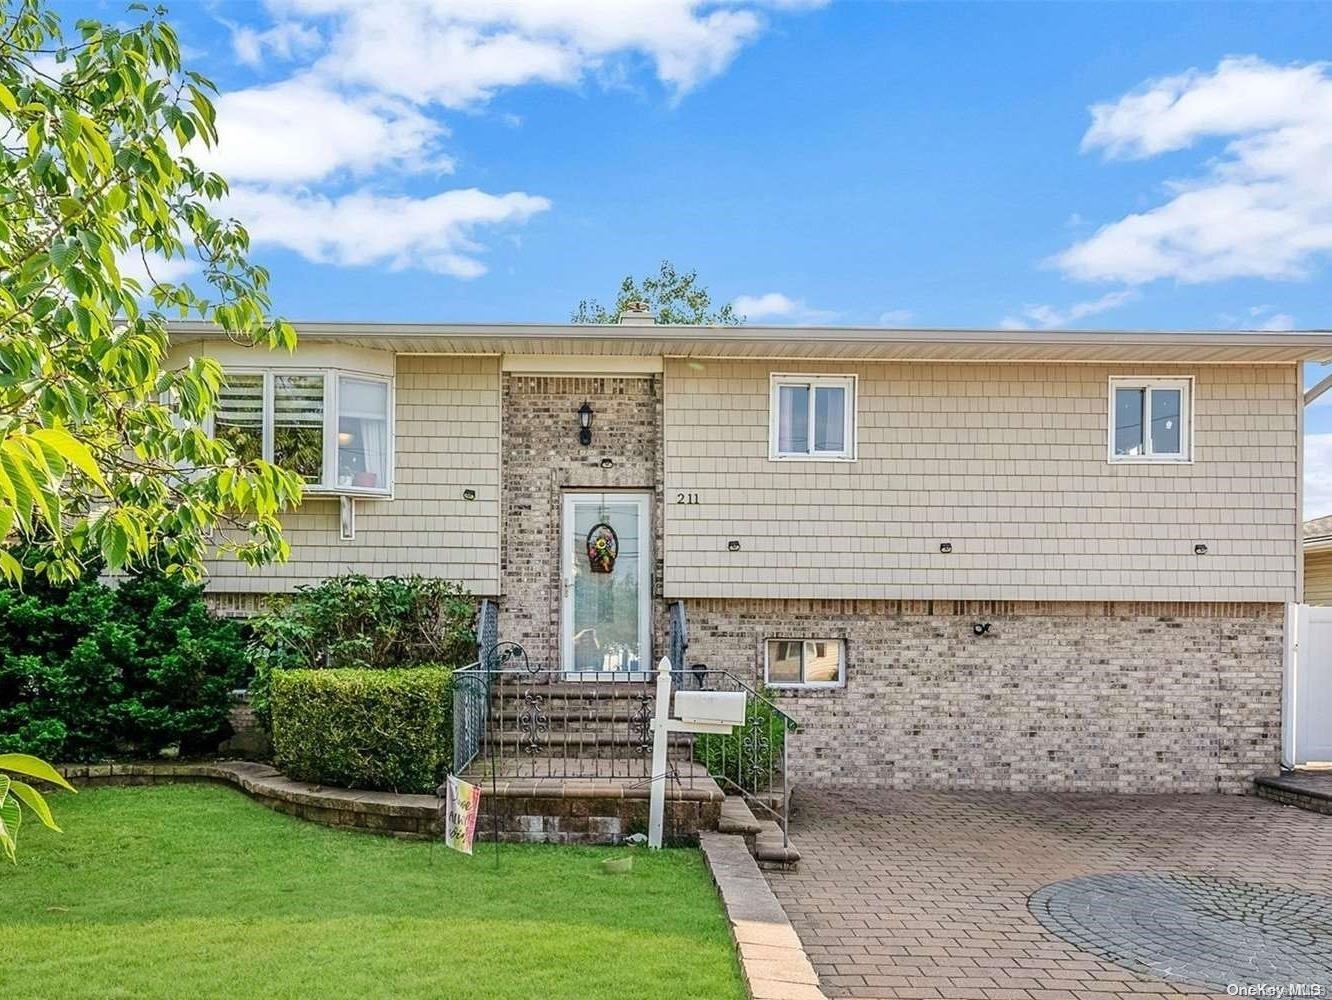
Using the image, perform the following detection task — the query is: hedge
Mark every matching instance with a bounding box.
[0,569,249,761]
[270,667,453,794]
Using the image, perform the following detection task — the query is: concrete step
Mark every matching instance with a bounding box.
[490,731,690,748]
[754,818,801,867]
[718,795,763,836]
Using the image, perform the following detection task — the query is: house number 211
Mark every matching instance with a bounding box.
[675,492,700,505]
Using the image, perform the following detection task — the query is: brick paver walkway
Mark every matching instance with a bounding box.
[765,789,1332,1000]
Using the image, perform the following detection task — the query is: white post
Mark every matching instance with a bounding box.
[647,655,673,849]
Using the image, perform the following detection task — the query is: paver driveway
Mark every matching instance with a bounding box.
[765,789,1332,1000]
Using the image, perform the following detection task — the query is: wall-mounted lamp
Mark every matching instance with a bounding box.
[939,541,953,554]
[600,458,614,469]
[1194,543,1209,556]
[973,622,991,637]
[578,401,594,446]
[462,489,476,501]
[727,540,742,552]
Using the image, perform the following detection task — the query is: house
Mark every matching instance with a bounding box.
[168,313,1332,794]
[1304,516,1332,604]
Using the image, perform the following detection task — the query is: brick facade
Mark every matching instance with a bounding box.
[682,598,1284,793]
[499,374,666,669]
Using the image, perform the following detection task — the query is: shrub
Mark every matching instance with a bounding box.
[692,695,789,792]
[0,571,249,761]
[248,575,475,724]
[270,667,453,794]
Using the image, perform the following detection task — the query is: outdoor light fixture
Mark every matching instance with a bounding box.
[462,489,476,501]
[578,401,594,446]
[1194,543,1209,555]
[973,622,991,637]
[600,458,614,469]
[727,540,741,552]
[939,541,953,554]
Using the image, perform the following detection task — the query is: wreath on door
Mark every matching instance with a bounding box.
[586,522,618,573]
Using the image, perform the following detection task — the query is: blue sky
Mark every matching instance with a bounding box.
[72,1,1332,509]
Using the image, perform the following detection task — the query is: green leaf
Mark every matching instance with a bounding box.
[32,427,107,488]
[0,82,18,115]
[0,550,21,586]
[8,781,62,833]
[0,793,21,863]
[0,755,76,793]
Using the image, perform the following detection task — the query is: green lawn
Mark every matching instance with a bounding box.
[1,784,745,1000]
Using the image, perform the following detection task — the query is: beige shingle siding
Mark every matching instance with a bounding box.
[663,359,1299,602]
[205,355,502,596]
[1304,549,1332,605]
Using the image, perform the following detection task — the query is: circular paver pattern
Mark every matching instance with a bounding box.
[1029,872,1332,994]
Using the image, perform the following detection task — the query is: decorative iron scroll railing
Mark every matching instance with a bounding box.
[450,635,800,846]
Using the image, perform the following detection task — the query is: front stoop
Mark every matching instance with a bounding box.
[700,832,827,1000]
[465,761,725,845]
[1254,770,1332,815]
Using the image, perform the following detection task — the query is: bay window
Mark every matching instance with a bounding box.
[211,370,393,494]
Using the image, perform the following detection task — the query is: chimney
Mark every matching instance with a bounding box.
[617,300,656,325]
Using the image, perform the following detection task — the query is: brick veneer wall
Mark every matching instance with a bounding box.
[683,598,1284,793]
[499,374,665,669]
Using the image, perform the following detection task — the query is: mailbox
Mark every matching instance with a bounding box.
[674,690,747,728]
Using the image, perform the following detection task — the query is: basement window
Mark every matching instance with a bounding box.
[211,369,394,495]
[769,374,857,460]
[1108,377,1192,463]
[764,639,845,688]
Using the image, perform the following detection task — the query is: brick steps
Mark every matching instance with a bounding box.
[1254,770,1332,815]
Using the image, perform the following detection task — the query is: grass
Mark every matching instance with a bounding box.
[0,784,745,1000]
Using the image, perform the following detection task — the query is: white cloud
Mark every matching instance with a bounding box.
[1260,313,1297,331]
[733,292,796,318]
[999,289,1138,330]
[877,309,915,326]
[276,0,776,107]
[196,78,448,185]
[116,249,197,286]
[231,20,321,66]
[1306,433,1332,517]
[733,291,837,324]
[196,0,816,277]
[1055,57,1332,285]
[225,186,551,277]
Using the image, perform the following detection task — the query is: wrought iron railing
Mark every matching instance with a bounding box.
[685,668,798,846]
[450,636,800,846]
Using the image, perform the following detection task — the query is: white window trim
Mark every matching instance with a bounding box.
[768,373,858,461]
[763,638,847,689]
[1107,376,1193,465]
[209,367,395,497]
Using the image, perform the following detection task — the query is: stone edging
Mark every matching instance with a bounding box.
[699,831,827,1000]
[58,760,442,838]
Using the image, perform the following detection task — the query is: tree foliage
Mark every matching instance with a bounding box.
[0,566,250,761]
[0,0,301,585]
[0,752,74,862]
[571,259,741,326]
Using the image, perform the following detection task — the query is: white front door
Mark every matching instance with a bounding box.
[561,491,651,677]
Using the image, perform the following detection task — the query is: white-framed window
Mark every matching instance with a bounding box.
[1108,377,1192,463]
[769,374,857,460]
[764,638,845,688]
[210,369,394,495]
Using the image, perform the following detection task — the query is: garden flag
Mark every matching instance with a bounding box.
[444,775,481,855]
